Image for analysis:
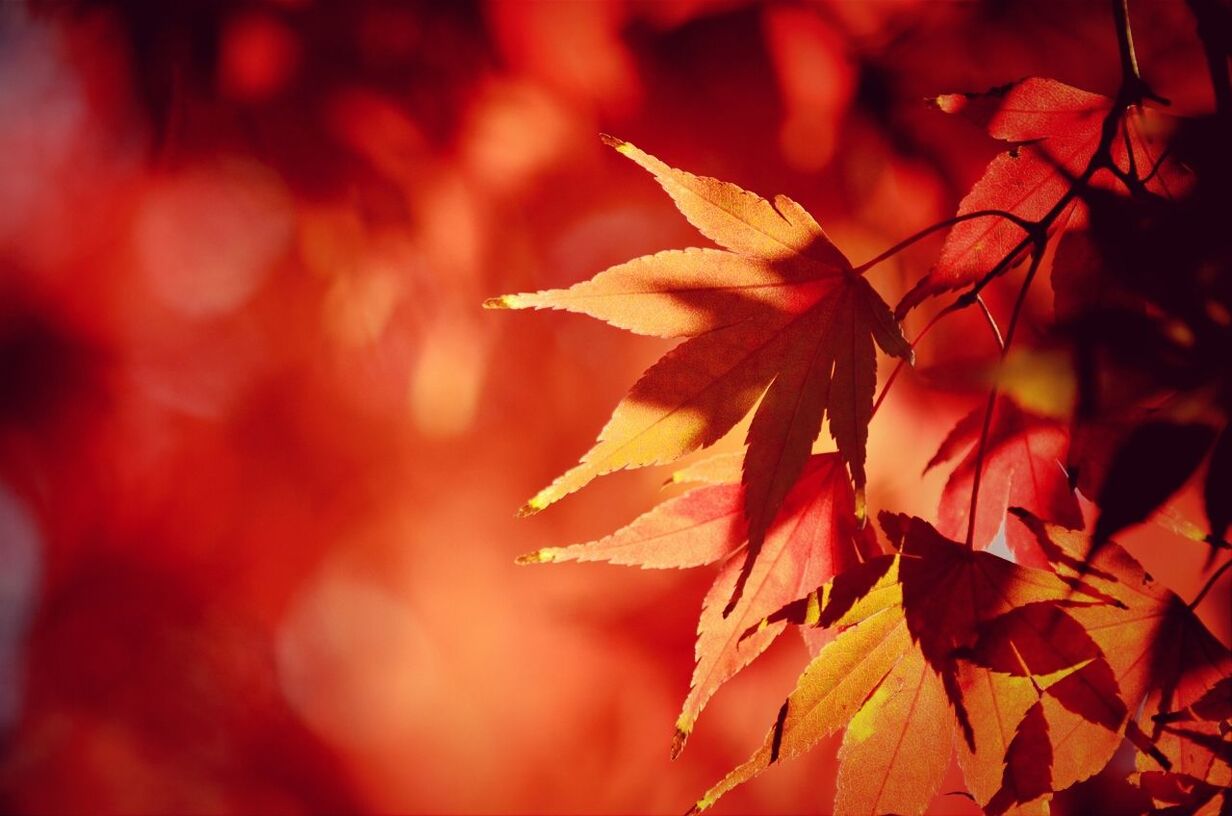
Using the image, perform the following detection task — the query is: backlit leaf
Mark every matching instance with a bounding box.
[675,455,877,752]
[834,646,953,816]
[488,139,912,570]
[928,400,1082,567]
[881,512,1087,748]
[689,605,913,814]
[899,77,1182,314]
[521,455,878,755]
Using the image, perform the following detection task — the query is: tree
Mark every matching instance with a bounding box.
[489,1,1232,812]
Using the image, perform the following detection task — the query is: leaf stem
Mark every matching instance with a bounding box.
[974,295,1005,352]
[962,247,1044,550]
[1112,0,1168,106]
[1188,555,1232,611]
[1000,245,1045,353]
[852,210,1033,275]
[1113,0,1143,89]
[870,310,945,418]
[964,391,1000,550]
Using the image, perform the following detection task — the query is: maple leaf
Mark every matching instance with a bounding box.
[519,453,877,754]
[1144,677,1232,792]
[675,456,877,754]
[689,602,914,815]
[488,138,912,581]
[880,512,1087,750]
[1136,770,1229,815]
[958,601,1129,802]
[926,399,1081,567]
[985,700,1053,816]
[832,645,955,816]
[898,77,1184,315]
[953,660,1045,809]
[872,512,1129,812]
[1092,420,1218,549]
[1010,508,1232,787]
[693,514,1099,815]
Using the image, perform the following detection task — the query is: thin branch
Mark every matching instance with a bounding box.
[1188,555,1232,611]
[963,247,1045,550]
[974,295,1005,352]
[852,210,1033,275]
[1113,0,1144,89]
[870,310,945,418]
[1141,143,1174,185]
[964,391,1000,550]
[1001,243,1046,352]
[941,185,1074,315]
[1112,0,1167,105]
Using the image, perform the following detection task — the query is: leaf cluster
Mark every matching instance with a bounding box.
[489,10,1232,813]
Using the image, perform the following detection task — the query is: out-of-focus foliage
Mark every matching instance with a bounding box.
[0,1,1226,814]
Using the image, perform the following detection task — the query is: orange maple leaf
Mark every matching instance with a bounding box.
[519,453,877,755]
[1011,508,1232,794]
[488,138,911,605]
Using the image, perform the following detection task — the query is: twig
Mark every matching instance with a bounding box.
[963,247,1045,549]
[853,210,1033,275]
[964,391,1000,550]
[1113,0,1143,90]
[1188,556,1232,611]
[974,295,1005,352]
[870,310,945,418]
[1112,0,1166,105]
[1000,244,1046,352]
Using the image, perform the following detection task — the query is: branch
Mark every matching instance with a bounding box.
[871,0,1182,563]
[870,310,945,418]
[853,209,1034,275]
[963,246,1045,549]
[1113,0,1143,89]
[1188,555,1232,611]
[964,391,1001,550]
[1112,0,1166,105]
[974,295,1005,352]
[1000,242,1046,352]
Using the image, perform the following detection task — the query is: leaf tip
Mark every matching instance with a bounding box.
[517,490,552,517]
[599,133,629,152]
[483,294,523,310]
[515,548,560,565]
[670,718,691,760]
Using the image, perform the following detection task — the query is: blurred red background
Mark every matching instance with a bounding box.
[0,1,1224,813]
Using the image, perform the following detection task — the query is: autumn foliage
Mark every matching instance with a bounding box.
[2,1,1230,814]
[492,2,1232,814]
